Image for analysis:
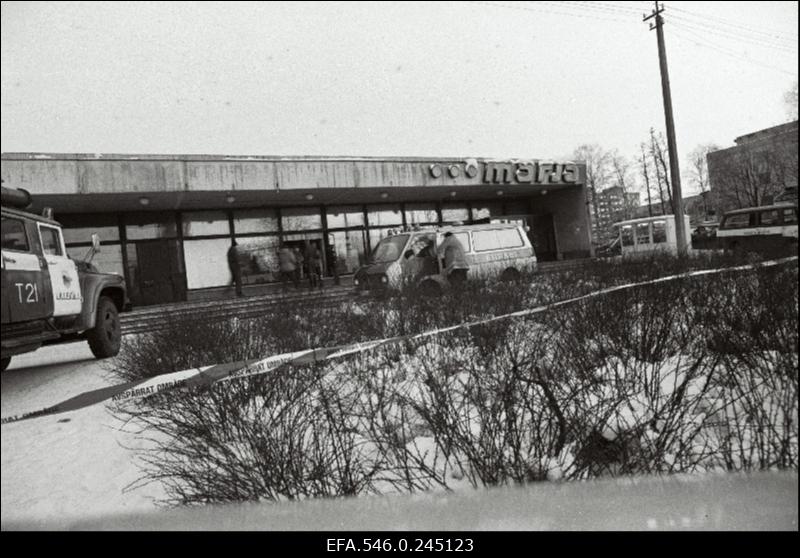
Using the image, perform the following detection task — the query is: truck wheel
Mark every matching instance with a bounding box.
[88,296,121,358]
[1,357,10,372]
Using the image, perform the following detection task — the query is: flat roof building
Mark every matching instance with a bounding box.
[1,153,592,306]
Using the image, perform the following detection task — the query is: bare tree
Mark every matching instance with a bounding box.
[687,143,720,220]
[709,134,798,212]
[649,129,673,214]
[639,143,655,217]
[785,81,798,121]
[572,144,611,242]
[610,150,639,220]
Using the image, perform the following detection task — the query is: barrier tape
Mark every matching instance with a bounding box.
[2,255,796,425]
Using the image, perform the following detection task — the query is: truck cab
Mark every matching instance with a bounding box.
[1,187,127,371]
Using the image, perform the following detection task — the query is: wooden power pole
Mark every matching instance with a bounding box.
[644,1,688,256]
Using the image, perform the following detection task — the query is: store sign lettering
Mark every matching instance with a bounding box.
[483,162,579,185]
[428,161,580,185]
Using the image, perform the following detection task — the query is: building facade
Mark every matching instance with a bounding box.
[707,120,799,215]
[633,193,710,224]
[1,154,592,306]
[592,185,640,241]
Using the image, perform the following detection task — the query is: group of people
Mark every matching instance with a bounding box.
[227,232,467,298]
[278,243,324,290]
[227,241,326,297]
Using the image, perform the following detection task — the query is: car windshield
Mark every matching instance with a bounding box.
[370,234,409,263]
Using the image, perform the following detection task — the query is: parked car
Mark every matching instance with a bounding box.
[353,221,536,295]
[1,187,128,371]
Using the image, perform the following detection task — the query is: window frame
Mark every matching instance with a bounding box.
[1,216,31,253]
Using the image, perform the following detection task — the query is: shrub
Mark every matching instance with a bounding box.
[113,256,798,506]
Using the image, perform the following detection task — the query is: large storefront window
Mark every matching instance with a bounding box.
[182,211,229,237]
[367,205,402,227]
[234,209,279,234]
[237,236,282,283]
[472,202,502,221]
[59,214,121,244]
[404,203,437,226]
[326,205,365,229]
[66,244,125,277]
[125,212,178,240]
[328,230,367,274]
[282,207,322,231]
[441,203,469,223]
[183,238,232,289]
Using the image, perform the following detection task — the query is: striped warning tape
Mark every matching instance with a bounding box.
[2,255,796,425]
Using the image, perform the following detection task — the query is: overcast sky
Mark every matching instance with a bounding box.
[1,1,797,193]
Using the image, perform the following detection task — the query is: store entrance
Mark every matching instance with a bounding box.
[282,235,325,281]
[531,213,557,261]
[134,239,185,305]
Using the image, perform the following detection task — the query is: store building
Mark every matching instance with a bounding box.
[1,154,592,306]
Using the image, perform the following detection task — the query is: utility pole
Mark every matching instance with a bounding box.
[644,1,687,256]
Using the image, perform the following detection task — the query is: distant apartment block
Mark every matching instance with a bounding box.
[707,120,798,214]
[591,185,640,241]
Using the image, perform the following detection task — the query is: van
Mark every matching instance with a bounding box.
[353,222,536,294]
[717,203,798,255]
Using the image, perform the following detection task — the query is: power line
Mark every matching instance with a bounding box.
[668,13,797,52]
[551,1,641,14]
[669,24,798,77]
[667,2,798,39]
[467,1,635,24]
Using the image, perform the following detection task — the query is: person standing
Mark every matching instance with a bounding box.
[325,243,340,286]
[227,240,245,297]
[293,246,305,284]
[436,231,469,286]
[278,244,298,291]
[306,242,323,289]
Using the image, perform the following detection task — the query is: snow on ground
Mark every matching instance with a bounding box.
[1,343,164,526]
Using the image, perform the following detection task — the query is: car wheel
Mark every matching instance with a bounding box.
[501,268,521,282]
[87,296,121,358]
[1,357,10,372]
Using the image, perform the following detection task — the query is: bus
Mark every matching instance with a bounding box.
[717,203,798,255]
[612,214,692,258]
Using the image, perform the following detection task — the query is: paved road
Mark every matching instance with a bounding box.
[1,343,165,525]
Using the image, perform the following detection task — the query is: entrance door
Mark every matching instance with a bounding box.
[283,234,325,279]
[531,214,557,261]
[136,239,183,305]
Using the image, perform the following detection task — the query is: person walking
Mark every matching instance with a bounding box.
[227,240,245,297]
[278,244,298,291]
[436,231,469,286]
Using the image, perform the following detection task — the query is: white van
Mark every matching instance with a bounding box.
[353,222,536,294]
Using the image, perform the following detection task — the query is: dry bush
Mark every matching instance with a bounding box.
[113,256,798,506]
